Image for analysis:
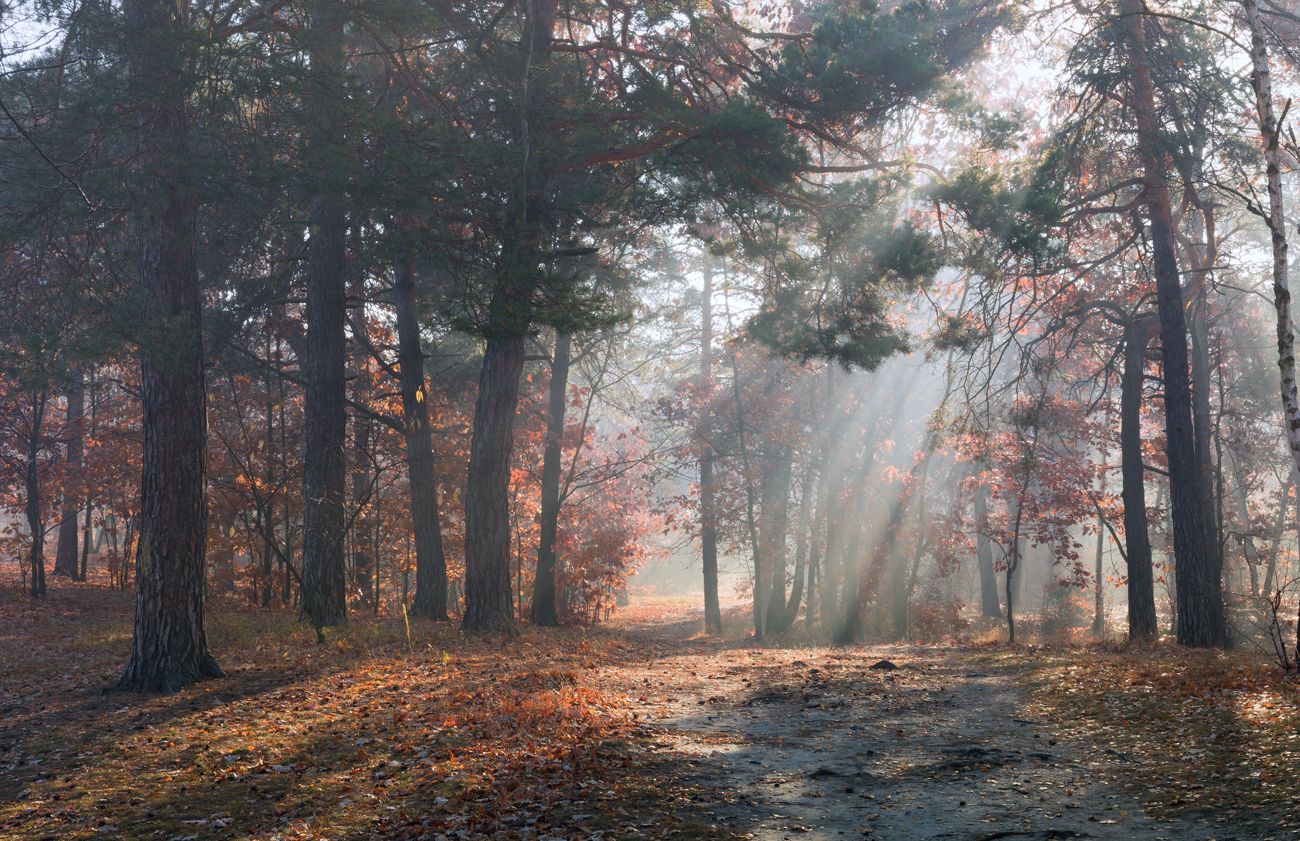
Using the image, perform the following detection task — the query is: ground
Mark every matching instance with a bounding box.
[0,581,1297,840]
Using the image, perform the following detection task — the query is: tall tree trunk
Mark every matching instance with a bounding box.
[892,459,931,641]
[531,329,570,626]
[1243,0,1300,654]
[1122,317,1159,639]
[350,290,374,612]
[396,249,449,621]
[699,252,722,633]
[112,0,221,692]
[26,391,47,598]
[762,442,793,634]
[1092,468,1107,636]
[1120,0,1225,647]
[1244,0,1300,479]
[1189,285,1225,609]
[299,2,349,632]
[776,456,815,632]
[54,373,84,577]
[728,321,765,641]
[461,0,556,634]
[462,333,528,634]
[974,483,1001,618]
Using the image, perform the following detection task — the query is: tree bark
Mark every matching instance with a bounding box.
[54,372,84,577]
[531,329,570,626]
[350,285,374,612]
[1244,0,1300,479]
[1119,0,1225,646]
[111,0,221,692]
[699,253,722,633]
[462,333,528,634]
[396,250,449,621]
[762,441,794,634]
[1242,0,1300,654]
[461,0,556,634]
[26,390,47,598]
[974,483,1001,618]
[1121,316,1159,639]
[299,2,349,631]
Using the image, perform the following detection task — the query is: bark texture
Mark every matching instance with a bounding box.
[396,252,449,621]
[1119,0,1225,646]
[1122,317,1159,639]
[531,330,570,626]
[112,0,222,692]
[299,3,349,631]
[462,333,528,634]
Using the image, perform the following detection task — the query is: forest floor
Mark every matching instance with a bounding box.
[0,579,1297,840]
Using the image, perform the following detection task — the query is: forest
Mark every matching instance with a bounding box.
[1,0,1300,838]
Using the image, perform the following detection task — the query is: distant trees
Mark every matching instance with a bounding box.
[8,0,1300,688]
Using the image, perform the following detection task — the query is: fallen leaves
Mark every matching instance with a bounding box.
[0,582,725,840]
[990,644,1300,836]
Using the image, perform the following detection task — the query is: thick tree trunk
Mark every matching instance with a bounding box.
[462,333,528,633]
[299,3,349,631]
[699,254,722,633]
[462,0,556,634]
[1189,289,1225,605]
[1122,317,1159,639]
[531,330,570,626]
[974,484,1001,618]
[396,250,449,621]
[112,0,221,692]
[1120,0,1225,647]
[54,373,84,577]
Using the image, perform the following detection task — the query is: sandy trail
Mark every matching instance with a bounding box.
[606,613,1261,841]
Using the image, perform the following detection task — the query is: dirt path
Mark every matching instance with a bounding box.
[607,612,1265,841]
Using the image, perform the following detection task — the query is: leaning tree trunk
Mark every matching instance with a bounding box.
[462,332,528,634]
[112,0,222,692]
[54,373,84,577]
[531,330,570,627]
[299,3,349,631]
[1120,0,1225,647]
[1243,0,1300,656]
[1122,317,1159,639]
[395,248,449,621]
